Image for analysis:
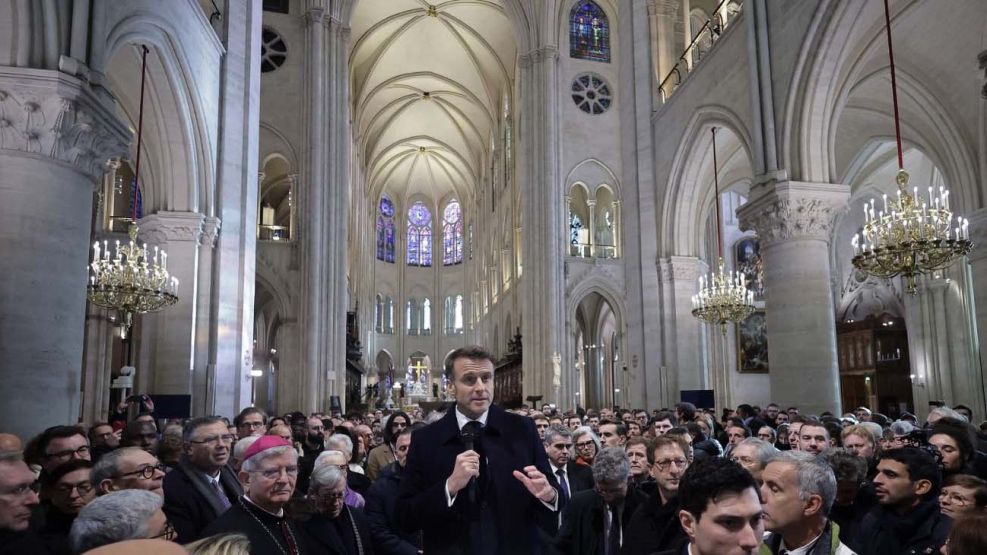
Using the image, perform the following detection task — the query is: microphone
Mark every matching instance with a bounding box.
[460,421,483,504]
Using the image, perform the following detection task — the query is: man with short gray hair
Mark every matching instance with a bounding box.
[555,447,647,555]
[92,446,165,497]
[730,437,779,485]
[69,489,172,552]
[759,451,854,554]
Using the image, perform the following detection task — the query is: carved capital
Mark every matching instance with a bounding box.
[657,255,707,284]
[737,181,849,246]
[519,46,560,68]
[138,211,206,245]
[0,68,129,180]
[201,216,222,248]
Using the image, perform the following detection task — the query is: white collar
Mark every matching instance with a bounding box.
[780,530,824,555]
[550,461,566,474]
[455,406,489,430]
[243,495,284,518]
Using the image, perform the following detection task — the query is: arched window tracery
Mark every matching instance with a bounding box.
[407,201,432,267]
[569,1,611,63]
[376,194,396,262]
[442,199,464,265]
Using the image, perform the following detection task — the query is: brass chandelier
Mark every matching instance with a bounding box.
[87,45,179,338]
[692,127,756,334]
[850,0,972,293]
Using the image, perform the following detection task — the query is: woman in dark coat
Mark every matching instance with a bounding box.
[300,465,374,555]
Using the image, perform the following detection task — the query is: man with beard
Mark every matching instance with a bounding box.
[163,416,242,543]
[623,436,690,555]
[203,436,310,554]
[366,411,410,481]
[850,446,951,555]
[296,416,328,495]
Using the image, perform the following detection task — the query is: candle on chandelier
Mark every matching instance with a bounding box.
[93,241,100,263]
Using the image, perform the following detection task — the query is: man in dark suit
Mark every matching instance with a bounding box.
[162,416,242,543]
[396,345,559,554]
[556,447,647,555]
[545,424,594,511]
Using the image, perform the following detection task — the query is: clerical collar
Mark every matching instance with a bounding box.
[243,495,284,518]
[455,406,489,430]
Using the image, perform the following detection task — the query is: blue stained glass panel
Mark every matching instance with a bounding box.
[377,194,396,262]
[569,1,610,63]
[407,201,432,266]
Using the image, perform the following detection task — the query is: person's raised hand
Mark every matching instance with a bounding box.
[513,465,557,503]
[447,450,481,495]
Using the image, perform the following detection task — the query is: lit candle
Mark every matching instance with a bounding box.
[161,251,167,271]
[928,187,934,206]
[883,194,888,213]
[103,240,109,261]
[93,242,100,263]
[943,190,950,211]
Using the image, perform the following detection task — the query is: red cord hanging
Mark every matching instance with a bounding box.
[132,45,149,222]
[883,0,904,170]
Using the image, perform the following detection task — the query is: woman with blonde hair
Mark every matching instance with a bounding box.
[185,533,251,555]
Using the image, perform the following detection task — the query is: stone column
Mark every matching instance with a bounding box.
[139,212,205,396]
[738,181,849,416]
[519,46,564,403]
[656,256,707,408]
[967,208,987,418]
[0,69,128,439]
[299,3,350,413]
[207,0,262,417]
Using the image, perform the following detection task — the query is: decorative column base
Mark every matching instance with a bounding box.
[738,180,849,415]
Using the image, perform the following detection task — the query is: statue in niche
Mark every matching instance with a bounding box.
[596,208,614,247]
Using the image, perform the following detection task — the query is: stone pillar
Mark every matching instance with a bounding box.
[519,46,564,403]
[738,181,849,416]
[80,308,116,424]
[967,208,987,418]
[207,0,262,417]
[299,3,350,413]
[656,256,707,408]
[139,212,205,396]
[0,69,128,439]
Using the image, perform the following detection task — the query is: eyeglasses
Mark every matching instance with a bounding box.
[51,481,95,496]
[151,521,176,541]
[575,441,595,449]
[318,491,346,503]
[654,459,689,471]
[116,463,167,480]
[0,482,40,498]
[189,435,236,446]
[44,445,90,460]
[255,465,299,480]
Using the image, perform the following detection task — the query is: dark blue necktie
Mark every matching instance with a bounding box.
[556,468,570,505]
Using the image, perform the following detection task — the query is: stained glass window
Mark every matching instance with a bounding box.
[570,1,611,63]
[376,194,395,263]
[442,199,464,265]
[407,201,432,266]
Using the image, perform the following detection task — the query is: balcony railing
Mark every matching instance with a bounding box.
[657,0,743,105]
[569,242,618,259]
[259,224,289,241]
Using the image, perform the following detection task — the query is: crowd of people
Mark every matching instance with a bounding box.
[3,345,987,554]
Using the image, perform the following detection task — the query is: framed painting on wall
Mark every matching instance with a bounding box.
[735,236,764,300]
[737,310,769,373]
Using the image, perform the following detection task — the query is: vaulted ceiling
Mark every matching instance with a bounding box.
[350,0,517,207]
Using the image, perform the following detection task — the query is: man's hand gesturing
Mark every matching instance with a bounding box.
[447,450,481,496]
[513,465,557,503]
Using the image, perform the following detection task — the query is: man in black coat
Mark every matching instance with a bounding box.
[544,425,594,511]
[365,429,420,555]
[622,436,689,555]
[555,447,646,555]
[396,346,559,555]
[849,447,951,555]
[163,416,242,543]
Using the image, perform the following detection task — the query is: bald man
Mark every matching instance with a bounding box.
[82,539,187,555]
[0,433,23,453]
